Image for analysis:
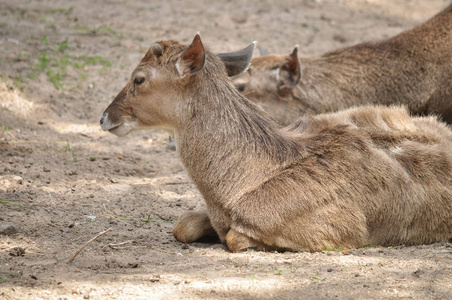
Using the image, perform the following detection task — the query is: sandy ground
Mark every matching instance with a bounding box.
[1,0,452,299]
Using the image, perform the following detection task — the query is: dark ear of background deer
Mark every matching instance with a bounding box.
[233,3,452,125]
[217,42,257,76]
[101,34,452,253]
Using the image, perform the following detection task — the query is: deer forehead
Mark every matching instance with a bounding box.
[252,54,287,70]
[133,66,158,79]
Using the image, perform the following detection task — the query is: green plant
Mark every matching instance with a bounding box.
[72,149,77,162]
[57,40,68,52]
[46,69,64,89]
[323,244,345,253]
[55,143,71,152]
[38,51,50,71]
[0,199,32,209]
[33,37,111,89]
[0,123,11,138]
[47,7,73,14]
[54,143,77,163]
[29,147,42,154]
[309,271,327,281]
[18,50,30,59]
[273,268,283,275]
[248,274,255,284]
[74,55,111,67]
[13,76,25,92]
[79,72,87,81]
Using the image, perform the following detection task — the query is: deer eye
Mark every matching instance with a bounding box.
[134,77,145,85]
[236,84,246,92]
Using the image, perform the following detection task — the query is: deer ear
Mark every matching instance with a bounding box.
[278,46,301,88]
[151,43,163,58]
[176,34,206,77]
[217,41,257,77]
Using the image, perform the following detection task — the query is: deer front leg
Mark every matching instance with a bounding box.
[173,211,217,243]
[225,229,275,252]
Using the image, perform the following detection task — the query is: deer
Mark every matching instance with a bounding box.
[100,34,452,252]
[233,3,452,125]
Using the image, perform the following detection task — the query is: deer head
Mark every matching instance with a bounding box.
[233,46,301,97]
[100,34,256,137]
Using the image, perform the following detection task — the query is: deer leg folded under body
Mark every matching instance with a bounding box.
[173,211,217,243]
[225,229,274,252]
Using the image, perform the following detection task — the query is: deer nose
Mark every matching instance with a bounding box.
[100,112,107,125]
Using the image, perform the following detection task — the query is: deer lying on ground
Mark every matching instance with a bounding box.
[233,3,452,125]
[100,34,452,252]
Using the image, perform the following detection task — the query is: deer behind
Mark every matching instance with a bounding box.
[101,34,452,252]
[234,3,452,125]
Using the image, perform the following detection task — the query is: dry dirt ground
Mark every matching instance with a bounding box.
[1,0,452,299]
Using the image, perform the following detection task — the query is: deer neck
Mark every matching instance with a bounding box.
[173,77,299,205]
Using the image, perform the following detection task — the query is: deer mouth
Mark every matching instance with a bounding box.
[100,114,122,131]
[107,121,140,137]
[100,112,127,136]
[103,121,123,133]
[101,114,139,137]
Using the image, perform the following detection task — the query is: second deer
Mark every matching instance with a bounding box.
[233,4,452,125]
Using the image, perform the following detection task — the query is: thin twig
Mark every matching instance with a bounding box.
[108,241,132,247]
[6,131,17,140]
[101,240,132,251]
[68,228,112,263]
[151,168,163,178]
[26,250,45,256]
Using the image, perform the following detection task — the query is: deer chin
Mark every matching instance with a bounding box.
[100,112,139,137]
[108,120,139,137]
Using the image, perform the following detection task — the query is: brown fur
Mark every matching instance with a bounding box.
[234,3,452,125]
[101,35,452,252]
[172,211,216,243]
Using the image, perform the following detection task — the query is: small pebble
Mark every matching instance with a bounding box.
[0,222,18,235]
[167,137,176,151]
[9,247,25,256]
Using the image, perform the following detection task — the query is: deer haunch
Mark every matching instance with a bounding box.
[233,3,452,125]
[101,34,452,252]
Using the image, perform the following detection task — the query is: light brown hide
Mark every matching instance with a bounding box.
[101,34,452,252]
